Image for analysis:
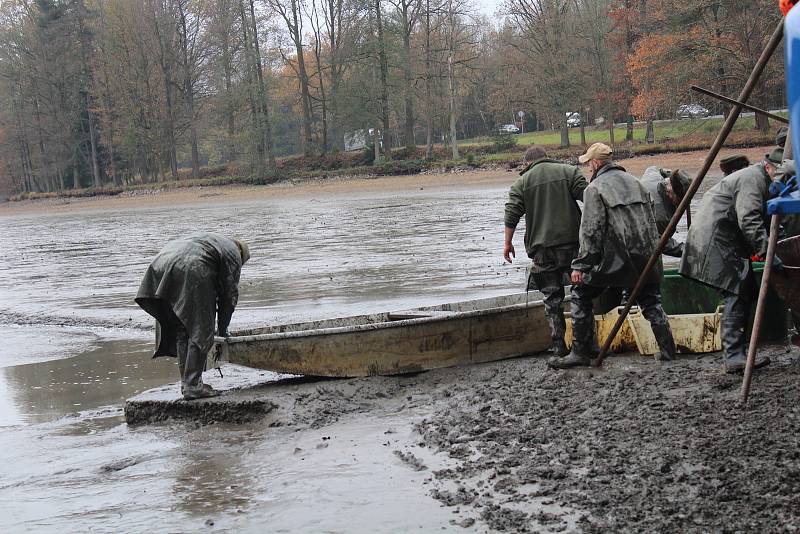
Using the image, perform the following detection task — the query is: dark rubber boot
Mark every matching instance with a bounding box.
[550,339,570,357]
[547,351,591,369]
[183,383,220,400]
[723,353,771,374]
[182,342,214,400]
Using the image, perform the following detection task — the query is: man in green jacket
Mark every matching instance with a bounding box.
[504,145,588,355]
[680,150,783,372]
[549,143,676,369]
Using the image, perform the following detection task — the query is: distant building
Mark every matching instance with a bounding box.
[344,129,368,151]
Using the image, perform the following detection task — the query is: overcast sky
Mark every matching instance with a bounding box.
[477,0,505,20]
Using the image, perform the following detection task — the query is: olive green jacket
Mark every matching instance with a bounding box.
[679,164,771,294]
[504,158,587,270]
[572,163,662,287]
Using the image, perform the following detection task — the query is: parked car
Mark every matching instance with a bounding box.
[676,103,710,119]
[498,123,520,134]
[566,112,582,127]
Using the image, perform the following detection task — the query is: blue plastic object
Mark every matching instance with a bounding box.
[767,175,800,214]
[788,7,800,159]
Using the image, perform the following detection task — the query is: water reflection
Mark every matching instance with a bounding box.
[0,338,174,426]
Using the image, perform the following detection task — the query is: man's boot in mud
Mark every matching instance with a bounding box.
[547,350,591,369]
[182,342,220,400]
[548,314,569,357]
[649,318,677,362]
[723,353,771,374]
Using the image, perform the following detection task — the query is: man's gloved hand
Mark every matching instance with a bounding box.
[773,254,785,273]
[751,254,765,262]
[218,325,230,337]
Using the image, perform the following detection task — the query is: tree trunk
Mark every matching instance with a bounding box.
[239,0,265,173]
[401,12,415,151]
[560,119,570,149]
[249,0,276,171]
[626,114,634,142]
[579,121,586,146]
[221,30,236,162]
[375,0,392,161]
[424,0,434,159]
[645,119,654,144]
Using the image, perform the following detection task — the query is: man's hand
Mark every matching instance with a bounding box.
[571,270,584,285]
[773,254,785,273]
[503,243,515,264]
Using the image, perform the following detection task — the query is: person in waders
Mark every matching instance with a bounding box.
[136,233,250,400]
[504,145,588,356]
[549,143,676,369]
[679,149,785,373]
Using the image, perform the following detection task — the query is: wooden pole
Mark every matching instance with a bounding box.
[690,85,790,124]
[593,19,785,367]
[740,215,781,403]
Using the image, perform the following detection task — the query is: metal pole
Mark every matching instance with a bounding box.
[690,85,790,124]
[740,214,781,403]
[593,19,785,367]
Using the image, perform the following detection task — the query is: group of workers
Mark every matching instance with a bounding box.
[504,136,792,373]
[133,133,792,401]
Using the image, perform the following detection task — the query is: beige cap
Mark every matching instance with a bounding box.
[578,143,613,164]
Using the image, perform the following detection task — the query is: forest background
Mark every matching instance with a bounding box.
[0,0,786,197]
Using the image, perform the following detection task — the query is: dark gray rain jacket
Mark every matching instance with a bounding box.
[640,166,683,257]
[572,163,662,288]
[135,232,242,357]
[679,164,771,294]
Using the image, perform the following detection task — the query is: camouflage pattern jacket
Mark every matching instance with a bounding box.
[679,164,771,294]
[572,163,662,288]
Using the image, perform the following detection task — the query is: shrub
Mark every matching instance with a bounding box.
[491,131,518,152]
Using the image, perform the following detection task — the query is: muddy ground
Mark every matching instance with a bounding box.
[127,342,800,533]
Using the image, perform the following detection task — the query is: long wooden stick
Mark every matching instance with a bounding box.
[690,85,789,124]
[593,19,785,367]
[741,215,781,403]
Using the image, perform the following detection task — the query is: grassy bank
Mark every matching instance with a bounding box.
[9,117,779,202]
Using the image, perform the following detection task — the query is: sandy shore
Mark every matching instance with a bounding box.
[0,146,773,216]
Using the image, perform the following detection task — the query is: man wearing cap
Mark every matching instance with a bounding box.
[719,154,751,176]
[136,232,250,399]
[549,143,676,369]
[504,145,588,356]
[679,149,784,373]
[639,166,691,257]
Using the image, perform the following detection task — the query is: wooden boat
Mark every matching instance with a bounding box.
[210,262,791,377]
[209,293,551,377]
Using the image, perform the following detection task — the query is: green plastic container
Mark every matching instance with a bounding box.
[662,263,788,342]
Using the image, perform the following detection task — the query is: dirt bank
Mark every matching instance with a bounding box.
[128,343,800,532]
[0,146,772,216]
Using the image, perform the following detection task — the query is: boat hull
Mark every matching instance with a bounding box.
[212,293,551,377]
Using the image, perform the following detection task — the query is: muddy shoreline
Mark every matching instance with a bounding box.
[126,344,800,532]
[0,147,772,216]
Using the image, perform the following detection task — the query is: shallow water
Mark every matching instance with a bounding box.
[0,183,522,531]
